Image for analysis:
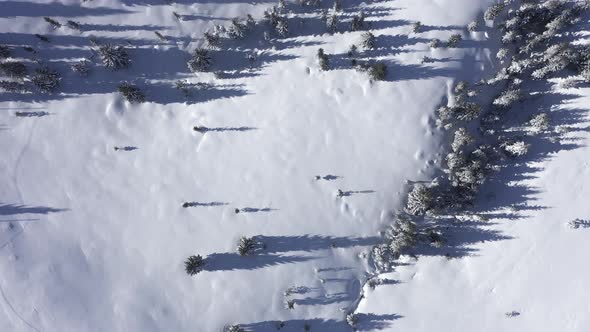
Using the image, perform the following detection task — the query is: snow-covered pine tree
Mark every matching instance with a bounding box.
[447,33,462,48]
[43,17,61,29]
[361,31,376,49]
[225,324,244,332]
[326,11,339,33]
[467,20,479,32]
[71,59,90,76]
[246,14,256,29]
[346,313,358,328]
[317,48,329,71]
[0,61,27,78]
[98,44,130,70]
[386,214,418,255]
[406,184,433,215]
[493,89,521,108]
[184,255,206,275]
[228,18,247,39]
[66,20,81,30]
[501,140,530,158]
[32,68,61,93]
[429,38,440,49]
[276,17,289,37]
[484,2,507,21]
[187,48,212,72]
[117,83,145,103]
[0,80,27,93]
[237,236,257,256]
[369,62,387,81]
[451,127,475,152]
[528,113,550,134]
[204,32,221,49]
[350,11,365,31]
[0,45,11,59]
[412,21,422,33]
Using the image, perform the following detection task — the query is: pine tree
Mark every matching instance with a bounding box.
[276,17,289,37]
[447,34,462,48]
[66,20,81,30]
[98,44,130,70]
[386,214,418,255]
[228,18,246,39]
[429,38,441,49]
[187,48,212,72]
[350,12,365,31]
[71,59,90,76]
[237,236,257,256]
[451,127,474,152]
[406,184,433,215]
[225,324,244,332]
[0,80,27,93]
[0,45,11,59]
[361,31,376,49]
[501,140,530,158]
[184,255,206,275]
[32,68,61,93]
[43,17,62,29]
[204,32,221,49]
[369,62,387,80]
[317,48,329,71]
[412,21,422,33]
[118,83,145,103]
[346,313,358,328]
[528,113,550,133]
[493,89,521,108]
[0,61,26,78]
[326,11,339,33]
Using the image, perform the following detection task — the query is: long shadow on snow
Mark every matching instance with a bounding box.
[0,203,67,216]
[242,314,402,331]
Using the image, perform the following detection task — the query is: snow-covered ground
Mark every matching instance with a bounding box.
[5,1,589,332]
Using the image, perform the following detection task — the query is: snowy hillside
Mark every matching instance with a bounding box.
[1,0,589,331]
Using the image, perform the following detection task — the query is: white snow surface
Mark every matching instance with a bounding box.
[7,0,575,331]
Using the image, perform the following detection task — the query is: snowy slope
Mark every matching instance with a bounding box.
[0,0,509,331]
[359,2,590,332]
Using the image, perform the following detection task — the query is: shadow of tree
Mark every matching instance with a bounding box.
[241,313,402,331]
[0,203,67,215]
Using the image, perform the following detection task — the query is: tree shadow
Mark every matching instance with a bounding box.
[0,1,133,18]
[257,234,380,253]
[0,203,67,216]
[241,313,402,331]
[205,252,316,272]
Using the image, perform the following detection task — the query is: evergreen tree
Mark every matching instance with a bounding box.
[0,80,27,93]
[451,127,474,152]
[276,17,289,37]
[225,324,244,332]
[350,12,365,31]
[184,255,206,275]
[317,48,329,71]
[118,83,145,103]
[412,21,422,33]
[0,61,26,78]
[228,18,247,39]
[361,31,376,49]
[406,184,433,215]
[0,45,11,59]
[369,62,387,80]
[204,32,221,49]
[187,48,212,72]
[447,34,462,48]
[326,11,339,33]
[237,236,257,256]
[32,68,61,93]
[99,44,130,70]
[43,17,62,29]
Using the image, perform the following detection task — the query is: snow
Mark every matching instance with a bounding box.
[10,1,590,332]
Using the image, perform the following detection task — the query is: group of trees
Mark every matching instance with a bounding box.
[372,0,589,274]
